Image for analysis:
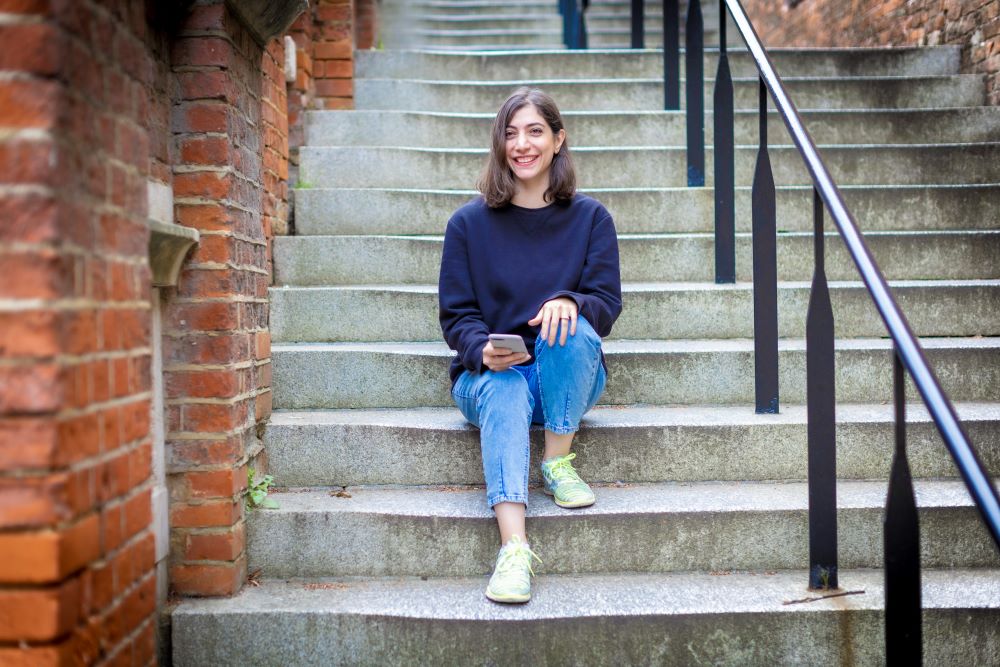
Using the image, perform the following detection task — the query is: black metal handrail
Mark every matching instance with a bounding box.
[630,0,1000,658]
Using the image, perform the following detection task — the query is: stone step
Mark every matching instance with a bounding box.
[172,569,1000,666]
[297,144,1000,189]
[246,481,998,578]
[269,280,1000,343]
[354,75,983,112]
[304,108,1000,148]
[270,337,1000,409]
[264,403,1000,487]
[292,184,1000,236]
[272,232,1000,286]
[389,28,721,48]
[355,47,960,80]
[400,14,673,31]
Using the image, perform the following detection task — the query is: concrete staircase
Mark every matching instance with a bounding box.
[171,1,1000,664]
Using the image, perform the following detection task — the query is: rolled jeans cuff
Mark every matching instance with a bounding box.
[489,493,528,508]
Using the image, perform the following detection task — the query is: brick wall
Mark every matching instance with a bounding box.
[0,0,159,663]
[165,1,279,598]
[743,0,1000,105]
[0,0,295,661]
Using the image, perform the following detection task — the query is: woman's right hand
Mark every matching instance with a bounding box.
[482,342,531,372]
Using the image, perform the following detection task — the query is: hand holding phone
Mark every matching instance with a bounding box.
[483,334,531,372]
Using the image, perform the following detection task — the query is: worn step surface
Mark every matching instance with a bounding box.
[273,232,1000,286]
[305,107,1000,147]
[269,280,1000,343]
[293,184,1000,236]
[173,569,1000,666]
[271,337,1000,409]
[264,403,1000,487]
[248,480,998,578]
[354,75,983,112]
[355,47,961,79]
[298,144,1000,189]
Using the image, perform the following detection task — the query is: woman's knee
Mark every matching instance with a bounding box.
[477,370,534,414]
[535,315,602,360]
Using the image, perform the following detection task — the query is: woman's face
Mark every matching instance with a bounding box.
[504,104,566,188]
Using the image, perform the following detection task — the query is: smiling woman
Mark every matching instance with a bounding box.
[438,87,623,604]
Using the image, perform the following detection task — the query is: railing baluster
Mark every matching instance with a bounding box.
[631,0,644,48]
[685,0,704,186]
[752,76,778,414]
[807,187,837,590]
[664,0,680,110]
[885,347,922,663]
[712,0,734,283]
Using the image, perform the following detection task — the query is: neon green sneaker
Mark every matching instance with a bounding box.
[485,535,541,604]
[541,453,596,508]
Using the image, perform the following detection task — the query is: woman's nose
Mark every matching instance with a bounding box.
[514,132,529,149]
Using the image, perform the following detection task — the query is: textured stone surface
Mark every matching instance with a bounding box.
[246,480,999,578]
[263,403,1000,487]
[269,280,1000,342]
[270,337,1000,408]
[355,46,960,80]
[273,231,1000,285]
[173,570,1000,666]
[354,75,984,113]
[298,144,1000,189]
[293,184,1000,236]
[305,107,1000,148]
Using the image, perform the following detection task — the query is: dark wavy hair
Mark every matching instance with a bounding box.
[477,87,577,208]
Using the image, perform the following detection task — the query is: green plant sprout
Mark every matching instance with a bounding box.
[247,467,279,510]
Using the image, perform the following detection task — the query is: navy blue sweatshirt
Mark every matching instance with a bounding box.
[438,193,623,385]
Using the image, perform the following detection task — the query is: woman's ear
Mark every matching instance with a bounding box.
[555,129,566,154]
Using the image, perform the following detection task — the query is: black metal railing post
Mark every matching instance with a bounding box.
[885,348,922,663]
[751,76,778,414]
[712,0,734,283]
[631,0,644,48]
[559,0,570,47]
[664,0,680,110]
[806,187,837,590]
[685,0,704,185]
[561,0,586,49]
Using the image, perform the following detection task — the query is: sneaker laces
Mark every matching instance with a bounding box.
[545,453,585,485]
[496,535,542,578]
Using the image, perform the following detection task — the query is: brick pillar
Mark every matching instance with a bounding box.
[0,0,158,663]
[166,1,274,597]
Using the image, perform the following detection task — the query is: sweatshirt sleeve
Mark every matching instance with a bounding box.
[548,212,622,337]
[439,214,489,374]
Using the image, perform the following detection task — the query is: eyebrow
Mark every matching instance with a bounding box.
[505,122,545,130]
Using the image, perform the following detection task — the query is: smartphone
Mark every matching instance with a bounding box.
[488,333,528,355]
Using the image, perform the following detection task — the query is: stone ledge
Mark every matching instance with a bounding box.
[226,0,309,47]
[149,219,200,288]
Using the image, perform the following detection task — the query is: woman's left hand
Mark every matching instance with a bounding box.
[528,297,578,346]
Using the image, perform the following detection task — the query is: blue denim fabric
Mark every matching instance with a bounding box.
[451,317,607,508]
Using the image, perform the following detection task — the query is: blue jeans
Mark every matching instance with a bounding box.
[451,317,607,508]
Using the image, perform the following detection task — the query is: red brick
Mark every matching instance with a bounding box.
[180,134,232,165]
[0,193,57,244]
[166,301,240,333]
[186,466,245,499]
[182,400,248,433]
[166,435,245,468]
[174,100,229,133]
[255,390,272,421]
[0,22,60,74]
[176,70,233,102]
[0,249,69,299]
[102,503,123,553]
[0,78,60,129]
[0,310,59,358]
[0,362,61,414]
[166,368,241,399]
[313,38,352,59]
[0,512,100,583]
[123,489,151,540]
[0,417,57,472]
[0,574,80,641]
[170,555,246,596]
[163,332,252,365]
[169,498,241,528]
[185,2,226,31]
[172,36,233,68]
[318,58,353,78]
[176,202,230,231]
[173,170,233,199]
[56,412,101,466]
[184,522,244,560]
